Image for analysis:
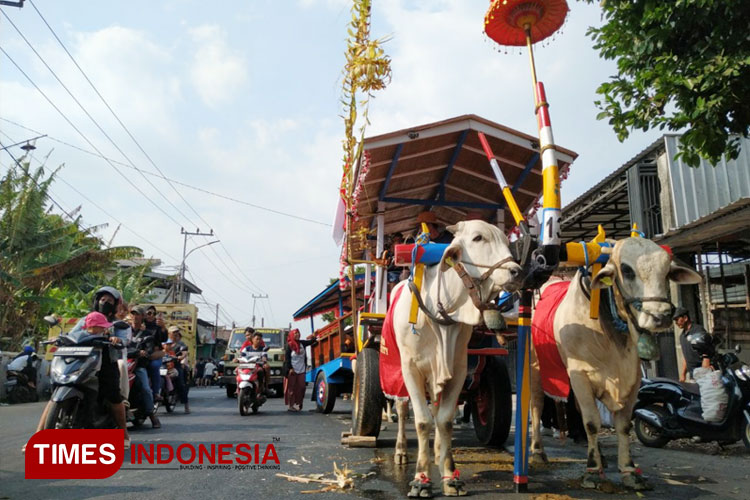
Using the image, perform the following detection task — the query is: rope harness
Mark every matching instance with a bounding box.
[409,255,517,326]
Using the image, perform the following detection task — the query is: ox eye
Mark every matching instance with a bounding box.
[473,235,483,242]
[621,263,636,280]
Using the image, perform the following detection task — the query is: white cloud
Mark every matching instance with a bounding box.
[188,25,248,108]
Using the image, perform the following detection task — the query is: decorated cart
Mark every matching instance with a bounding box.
[340,114,577,447]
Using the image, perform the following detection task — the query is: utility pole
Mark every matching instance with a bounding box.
[177,227,215,303]
[251,293,268,327]
[214,303,220,357]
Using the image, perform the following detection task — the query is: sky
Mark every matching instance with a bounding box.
[0,0,656,334]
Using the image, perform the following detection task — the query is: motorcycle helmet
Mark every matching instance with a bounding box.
[688,331,716,359]
[92,286,122,319]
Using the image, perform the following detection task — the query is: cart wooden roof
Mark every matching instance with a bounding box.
[351,114,577,246]
[292,272,374,321]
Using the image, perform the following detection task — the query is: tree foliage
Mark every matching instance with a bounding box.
[0,161,143,349]
[585,0,750,166]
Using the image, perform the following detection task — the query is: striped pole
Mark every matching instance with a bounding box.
[513,26,563,493]
[513,290,533,493]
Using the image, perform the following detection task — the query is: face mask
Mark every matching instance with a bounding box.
[96,300,116,318]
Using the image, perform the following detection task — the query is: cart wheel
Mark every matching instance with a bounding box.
[471,357,512,446]
[352,347,383,437]
[315,371,337,414]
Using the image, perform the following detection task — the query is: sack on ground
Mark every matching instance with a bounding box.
[694,368,728,422]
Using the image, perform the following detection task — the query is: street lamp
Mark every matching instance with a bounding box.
[176,239,219,303]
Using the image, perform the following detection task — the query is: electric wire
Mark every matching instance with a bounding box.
[0,118,333,227]
[0,45,184,227]
[0,10,198,227]
[0,46,267,297]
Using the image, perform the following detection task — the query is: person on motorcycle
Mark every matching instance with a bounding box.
[674,307,712,382]
[128,306,162,428]
[144,305,168,401]
[166,326,191,414]
[25,312,131,452]
[240,331,270,395]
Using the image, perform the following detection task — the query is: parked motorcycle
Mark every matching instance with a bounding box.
[43,329,124,429]
[5,352,39,404]
[236,353,266,415]
[634,345,750,449]
[157,354,179,413]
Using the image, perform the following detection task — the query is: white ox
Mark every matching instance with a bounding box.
[529,237,701,490]
[390,220,522,497]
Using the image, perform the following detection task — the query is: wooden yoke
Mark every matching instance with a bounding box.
[409,222,432,325]
[561,225,610,319]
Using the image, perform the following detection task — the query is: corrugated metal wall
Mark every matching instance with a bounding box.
[666,135,750,228]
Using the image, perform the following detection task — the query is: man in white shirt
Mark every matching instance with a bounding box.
[203,360,216,386]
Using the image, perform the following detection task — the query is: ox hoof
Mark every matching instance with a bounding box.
[530,451,549,465]
[581,470,605,490]
[407,475,433,498]
[622,472,653,491]
[442,479,467,496]
[394,451,408,465]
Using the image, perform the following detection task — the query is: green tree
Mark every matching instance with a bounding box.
[586,0,750,166]
[0,161,140,349]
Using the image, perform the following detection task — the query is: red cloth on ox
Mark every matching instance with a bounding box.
[531,281,571,401]
[379,285,409,400]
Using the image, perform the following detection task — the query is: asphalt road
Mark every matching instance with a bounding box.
[1,387,749,500]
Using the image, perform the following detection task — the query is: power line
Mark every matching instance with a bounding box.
[0,47,265,296]
[0,12,197,227]
[15,4,323,301]
[27,0,212,232]
[0,119,333,227]
[0,45,185,228]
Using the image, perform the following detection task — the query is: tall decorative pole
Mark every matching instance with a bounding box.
[483,0,569,493]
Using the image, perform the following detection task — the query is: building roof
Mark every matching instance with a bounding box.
[560,137,667,242]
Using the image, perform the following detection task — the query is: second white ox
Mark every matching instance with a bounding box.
[529,237,701,490]
[389,220,522,497]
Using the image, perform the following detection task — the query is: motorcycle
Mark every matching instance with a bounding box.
[5,354,39,404]
[634,345,750,449]
[236,353,266,415]
[157,354,179,413]
[43,329,124,429]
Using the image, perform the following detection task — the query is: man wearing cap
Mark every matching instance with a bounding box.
[674,307,710,382]
[143,305,168,402]
[167,326,191,413]
[129,306,162,428]
[416,211,453,244]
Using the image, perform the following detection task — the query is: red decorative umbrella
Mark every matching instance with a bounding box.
[484,0,569,46]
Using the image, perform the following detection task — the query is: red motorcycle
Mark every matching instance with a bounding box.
[236,351,266,415]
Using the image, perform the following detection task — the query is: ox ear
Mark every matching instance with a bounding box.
[446,222,462,235]
[440,243,462,272]
[590,261,616,289]
[668,263,702,285]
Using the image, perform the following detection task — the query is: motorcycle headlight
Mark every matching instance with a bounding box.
[737,365,750,382]
[51,357,93,384]
[239,374,251,381]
